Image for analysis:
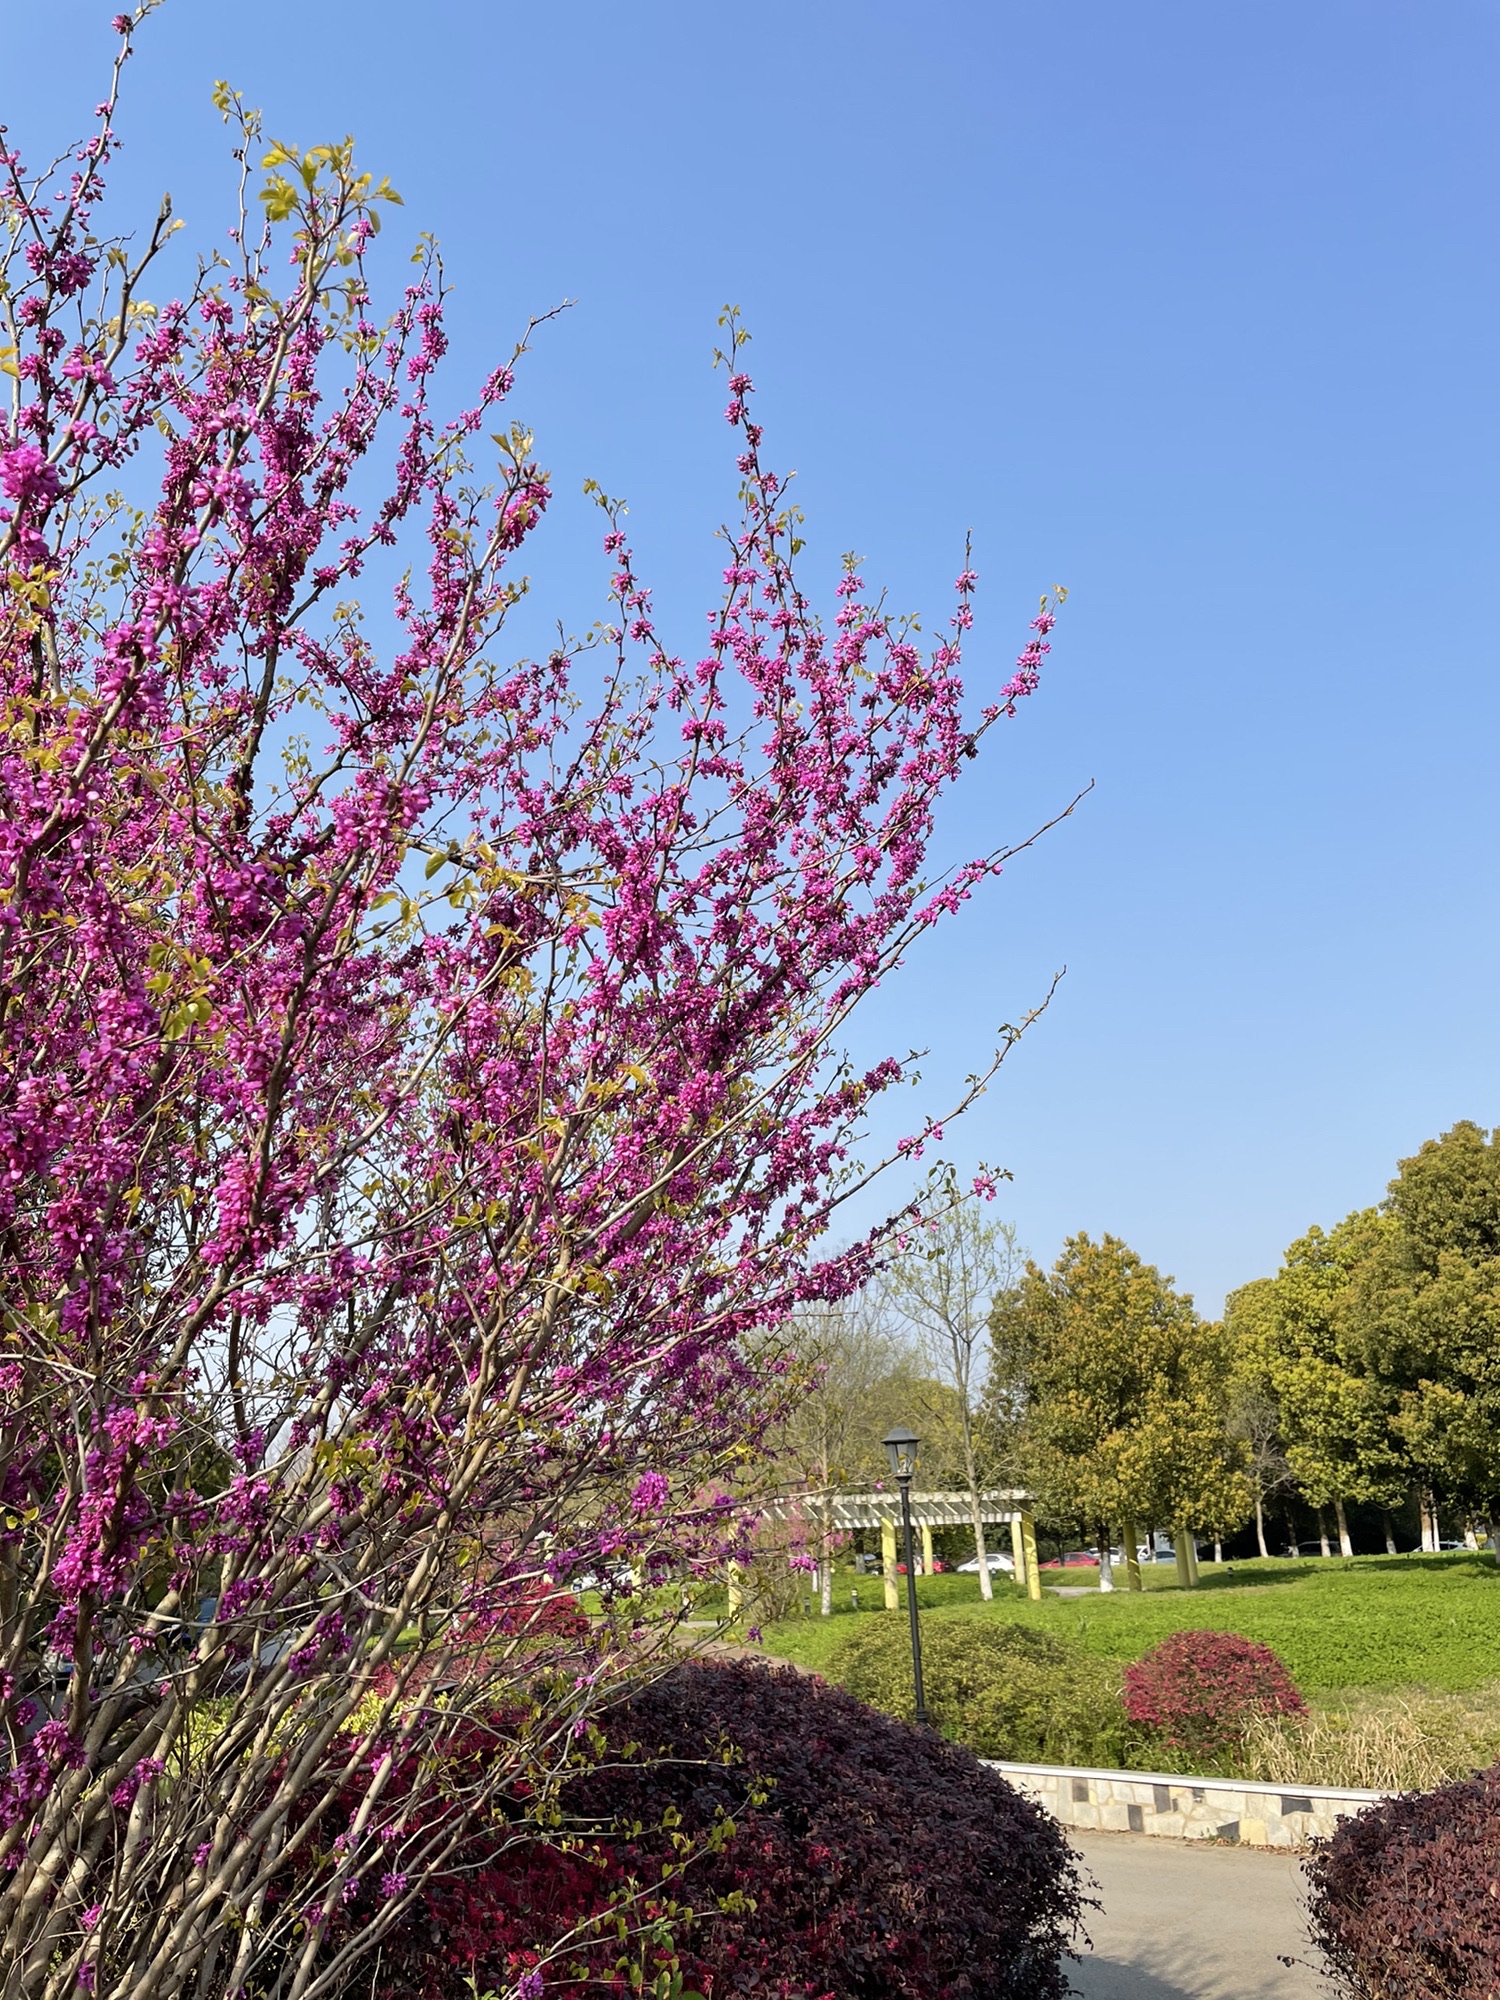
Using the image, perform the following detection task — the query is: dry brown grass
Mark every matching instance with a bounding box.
[1240,1684,1500,1791]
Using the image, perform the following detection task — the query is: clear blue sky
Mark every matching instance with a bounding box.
[11,2,1499,1312]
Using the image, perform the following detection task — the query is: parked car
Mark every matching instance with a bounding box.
[956,1551,1015,1574]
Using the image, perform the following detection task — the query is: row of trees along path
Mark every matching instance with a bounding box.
[1227,1120,1500,1558]
[786,1121,1500,1588]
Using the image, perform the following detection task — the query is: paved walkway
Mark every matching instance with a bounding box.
[1067,1831,1322,2000]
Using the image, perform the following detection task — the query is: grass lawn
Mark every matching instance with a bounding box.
[755,1552,1500,1696]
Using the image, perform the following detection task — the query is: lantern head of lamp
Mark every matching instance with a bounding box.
[883,1425,920,1482]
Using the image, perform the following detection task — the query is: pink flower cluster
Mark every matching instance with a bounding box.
[0,48,1056,2000]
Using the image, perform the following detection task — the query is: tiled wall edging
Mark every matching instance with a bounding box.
[983,1759,1390,1849]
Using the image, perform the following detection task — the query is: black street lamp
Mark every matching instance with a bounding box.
[883,1423,927,1726]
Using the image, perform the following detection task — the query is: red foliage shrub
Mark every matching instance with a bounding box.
[1123,1630,1305,1762]
[342,1660,1087,2000]
[1306,1767,1500,1999]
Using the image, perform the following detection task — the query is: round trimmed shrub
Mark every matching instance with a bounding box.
[1307,1766,1500,1999]
[828,1614,1132,1766]
[342,1659,1088,2000]
[1123,1629,1305,1766]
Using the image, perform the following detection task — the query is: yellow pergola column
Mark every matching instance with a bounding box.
[881,1517,899,1609]
[726,1560,743,1619]
[1010,1512,1027,1590]
[1021,1511,1042,1602]
[920,1523,935,1576]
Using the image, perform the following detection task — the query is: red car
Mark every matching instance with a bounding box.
[1040,1550,1100,1568]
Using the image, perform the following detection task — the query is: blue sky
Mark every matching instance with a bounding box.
[11,1,1499,1311]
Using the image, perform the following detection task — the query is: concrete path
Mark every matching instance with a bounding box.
[1066,1831,1323,2000]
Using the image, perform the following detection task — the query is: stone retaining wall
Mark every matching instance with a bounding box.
[985,1759,1389,1848]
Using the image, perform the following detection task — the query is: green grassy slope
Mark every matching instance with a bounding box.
[756,1554,1500,1694]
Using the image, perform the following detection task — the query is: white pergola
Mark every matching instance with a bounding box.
[753,1486,1043,1603]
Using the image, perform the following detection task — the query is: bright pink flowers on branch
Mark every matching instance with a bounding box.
[0,14,1061,1999]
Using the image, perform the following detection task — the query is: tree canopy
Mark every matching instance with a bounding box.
[1001,1232,1248,1541]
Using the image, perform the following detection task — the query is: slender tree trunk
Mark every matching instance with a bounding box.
[1186,1535,1200,1585]
[960,1419,994,1602]
[1420,1488,1438,1553]
[1317,1508,1331,1559]
[1333,1495,1353,1559]
[1122,1516,1143,1591]
[1255,1493,1270,1559]
[1174,1532,1193,1590]
[1382,1510,1398,1556]
[1213,1538,1223,1564]
[1097,1524,1115,1592]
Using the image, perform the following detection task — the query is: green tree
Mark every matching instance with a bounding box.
[1254,1211,1407,1555]
[1003,1233,1249,1585]
[1344,1122,1500,1539]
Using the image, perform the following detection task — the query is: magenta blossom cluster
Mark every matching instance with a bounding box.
[0,25,1057,2000]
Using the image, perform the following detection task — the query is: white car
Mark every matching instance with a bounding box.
[956,1551,1015,1574]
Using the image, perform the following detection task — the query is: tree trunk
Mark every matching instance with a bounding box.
[1317,1508,1331,1559]
[1333,1495,1353,1559]
[1420,1488,1438,1553]
[1381,1510,1398,1556]
[1174,1533,1193,1590]
[1098,1525,1115,1592]
[956,1418,992,1602]
[1213,1538,1223,1564]
[1255,1494,1270,1559]
[820,1495,834,1615]
[969,1496,994,1601]
[1122,1516,1143,1591]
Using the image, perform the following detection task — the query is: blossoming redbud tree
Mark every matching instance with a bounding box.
[0,15,1061,1999]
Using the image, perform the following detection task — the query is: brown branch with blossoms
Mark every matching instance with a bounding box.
[0,20,1068,2000]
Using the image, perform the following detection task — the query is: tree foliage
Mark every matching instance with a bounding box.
[1227,1123,1500,1543]
[1345,1122,1500,1517]
[1240,1213,1405,1530]
[0,26,1059,1998]
[1002,1233,1248,1542]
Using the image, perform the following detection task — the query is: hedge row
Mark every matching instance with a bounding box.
[828,1618,1303,1774]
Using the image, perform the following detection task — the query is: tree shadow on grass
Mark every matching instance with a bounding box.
[1182,1553,1499,1594]
[1172,1565,1313,1594]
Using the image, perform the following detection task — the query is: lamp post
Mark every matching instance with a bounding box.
[883,1424,927,1726]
